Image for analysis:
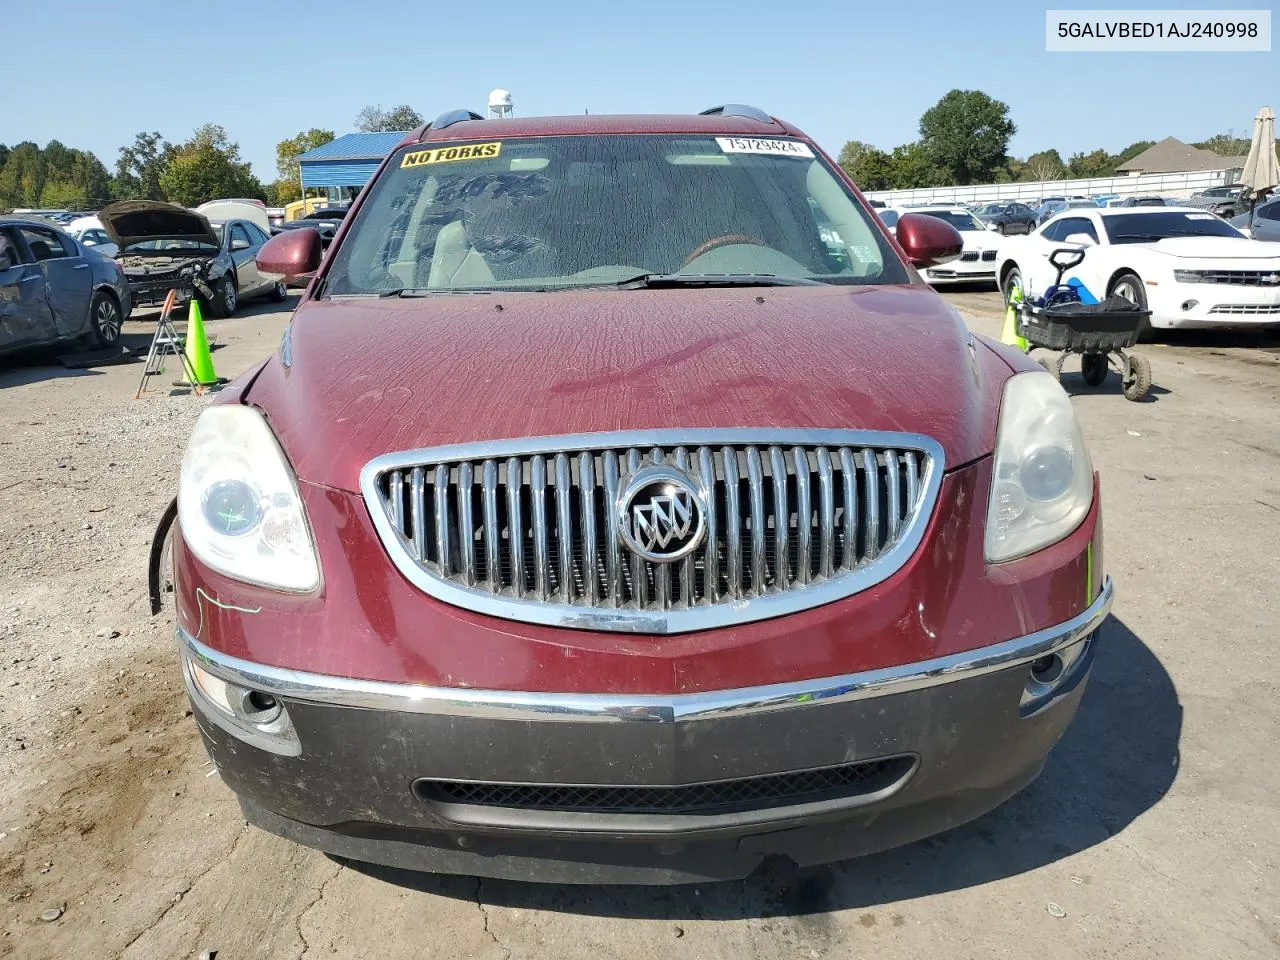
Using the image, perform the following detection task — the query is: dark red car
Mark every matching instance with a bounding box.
[167,105,1111,884]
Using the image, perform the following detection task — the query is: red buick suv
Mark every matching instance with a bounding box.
[166,104,1111,884]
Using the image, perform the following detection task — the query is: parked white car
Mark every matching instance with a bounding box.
[64,216,118,257]
[893,206,999,286]
[996,208,1280,331]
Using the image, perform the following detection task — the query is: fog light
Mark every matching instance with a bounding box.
[1030,654,1064,684]
[184,655,300,756]
[1181,300,1198,311]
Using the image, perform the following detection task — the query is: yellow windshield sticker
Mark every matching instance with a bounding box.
[401,142,502,168]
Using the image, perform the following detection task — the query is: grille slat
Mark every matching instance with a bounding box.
[698,447,720,604]
[745,447,766,595]
[458,462,476,586]
[530,456,549,600]
[418,756,912,816]
[554,454,573,603]
[482,460,501,592]
[792,446,811,585]
[370,433,938,631]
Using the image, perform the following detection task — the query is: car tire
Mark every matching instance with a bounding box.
[268,280,288,303]
[206,275,237,319]
[1108,271,1153,341]
[86,290,122,349]
[1001,265,1023,305]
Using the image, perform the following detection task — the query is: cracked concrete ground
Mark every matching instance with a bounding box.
[1,292,1277,958]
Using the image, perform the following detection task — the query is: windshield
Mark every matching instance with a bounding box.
[324,135,909,294]
[128,228,220,253]
[1104,212,1244,243]
[918,210,984,231]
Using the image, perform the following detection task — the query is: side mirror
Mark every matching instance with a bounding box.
[1063,233,1096,247]
[82,238,97,247]
[0,252,13,271]
[896,213,964,267]
[256,228,322,281]
[231,238,252,252]
[986,222,999,231]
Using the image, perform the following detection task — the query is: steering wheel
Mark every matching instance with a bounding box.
[681,234,767,268]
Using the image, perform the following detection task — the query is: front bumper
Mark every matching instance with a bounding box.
[925,262,998,284]
[1153,283,1280,328]
[181,578,1112,884]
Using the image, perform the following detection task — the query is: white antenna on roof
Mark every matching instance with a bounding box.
[488,89,513,120]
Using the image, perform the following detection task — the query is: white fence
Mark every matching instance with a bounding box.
[864,169,1239,206]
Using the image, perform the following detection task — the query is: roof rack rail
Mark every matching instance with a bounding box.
[699,104,772,123]
[431,109,485,130]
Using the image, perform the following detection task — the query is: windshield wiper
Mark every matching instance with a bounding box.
[377,287,496,297]
[612,273,825,289]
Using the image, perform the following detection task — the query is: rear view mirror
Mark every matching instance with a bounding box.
[256,228,323,281]
[895,213,964,267]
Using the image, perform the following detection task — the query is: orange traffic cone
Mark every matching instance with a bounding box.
[181,298,220,386]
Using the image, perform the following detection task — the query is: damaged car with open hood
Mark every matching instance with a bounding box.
[157,105,1113,885]
[99,200,286,318]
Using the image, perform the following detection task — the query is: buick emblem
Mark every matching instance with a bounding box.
[616,465,707,563]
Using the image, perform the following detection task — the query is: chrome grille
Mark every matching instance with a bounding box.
[1176,269,1280,286]
[1208,303,1280,315]
[361,430,943,634]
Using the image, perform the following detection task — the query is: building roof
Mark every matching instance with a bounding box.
[1115,137,1247,174]
[296,132,409,163]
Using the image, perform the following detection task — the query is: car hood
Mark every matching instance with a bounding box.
[244,285,1006,492]
[1149,236,1280,260]
[98,200,220,252]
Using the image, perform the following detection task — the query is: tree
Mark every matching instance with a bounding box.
[837,140,897,191]
[39,180,89,209]
[0,144,9,172]
[159,124,264,206]
[918,89,1016,185]
[1024,149,1065,181]
[889,143,943,189]
[115,131,175,200]
[1114,140,1155,167]
[275,128,335,182]
[264,179,302,206]
[354,104,424,132]
[0,142,44,209]
[1067,149,1114,179]
[1195,133,1251,157]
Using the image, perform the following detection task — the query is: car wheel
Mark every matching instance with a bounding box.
[1108,271,1153,341]
[87,291,122,348]
[268,280,288,303]
[207,275,238,319]
[1001,265,1024,305]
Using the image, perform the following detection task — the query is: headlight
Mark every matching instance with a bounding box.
[985,372,1093,562]
[178,405,320,591]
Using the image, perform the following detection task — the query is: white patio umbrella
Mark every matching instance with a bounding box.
[1240,106,1279,224]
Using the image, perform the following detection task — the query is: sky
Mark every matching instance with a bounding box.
[2,0,1275,181]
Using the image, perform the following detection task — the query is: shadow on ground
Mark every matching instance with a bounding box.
[346,615,1180,918]
[0,295,294,388]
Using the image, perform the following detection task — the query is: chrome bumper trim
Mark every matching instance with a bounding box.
[178,577,1112,725]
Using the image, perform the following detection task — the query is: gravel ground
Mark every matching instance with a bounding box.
[1,294,1277,959]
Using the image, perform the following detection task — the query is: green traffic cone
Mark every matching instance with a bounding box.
[1001,285,1028,351]
[182,298,219,386]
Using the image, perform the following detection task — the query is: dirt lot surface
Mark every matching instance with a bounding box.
[1,292,1278,959]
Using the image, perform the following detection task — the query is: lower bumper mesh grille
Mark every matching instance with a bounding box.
[415,756,914,816]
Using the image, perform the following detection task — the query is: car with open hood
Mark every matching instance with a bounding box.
[161,105,1111,885]
[99,200,287,318]
[997,206,1280,332]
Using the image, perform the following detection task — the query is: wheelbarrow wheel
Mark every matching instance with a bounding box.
[1081,352,1109,386]
[1122,353,1152,401]
[1038,352,1065,382]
